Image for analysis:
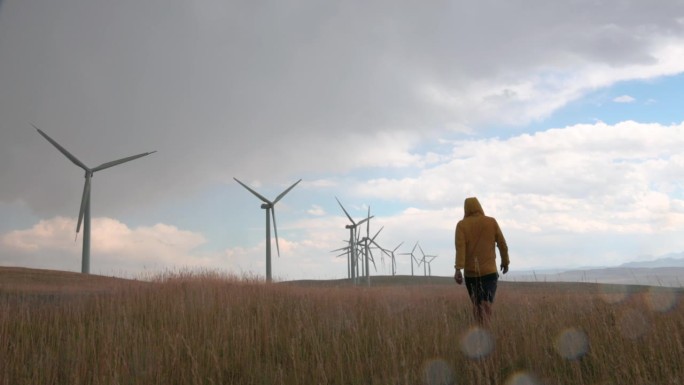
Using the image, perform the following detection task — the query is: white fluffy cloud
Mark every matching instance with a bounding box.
[0,217,212,276]
[358,121,684,224]
[333,121,684,271]
[223,119,684,277]
[613,95,636,103]
[0,215,335,279]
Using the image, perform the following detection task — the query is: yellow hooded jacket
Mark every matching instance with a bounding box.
[455,197,509,277]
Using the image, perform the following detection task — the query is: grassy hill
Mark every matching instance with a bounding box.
[2,267,682,384]
[0,266,143,293]
[2,266,679,296]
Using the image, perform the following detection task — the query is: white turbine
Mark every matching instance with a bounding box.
[34,125,156,274]
[234,178,301,282]
[399,241,422,276]
[418,244,428,276]
[359,223,384,284]
[336,197,372,285]
[425,255,438,276]
[381,241,404,276]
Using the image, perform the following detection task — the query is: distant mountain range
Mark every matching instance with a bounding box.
[619,253,684,268]
[506,254,684,288]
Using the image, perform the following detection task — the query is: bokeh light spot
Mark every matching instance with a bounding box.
[460,327,494,359]
[618,308,651,340]
[554,328,589,360]
[505,371,540,385]
[646,287,678,313]
[422,359,455,385]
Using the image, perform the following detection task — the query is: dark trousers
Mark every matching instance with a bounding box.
[465,273,498,304]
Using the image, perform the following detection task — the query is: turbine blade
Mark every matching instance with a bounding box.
[411,242,418,254]
[368,248,378,271]
[370,226,384,242]
[273,179,302,204]
[377,244,391,257]
[234,178,271,204]
[76,177,91,234]
[370,240,389,263]
[418,244,426,257]
[357,215,374,227]
[92,151,156,172]
[366,206,370,238]
[393,241,404,252]
[272,208,280,257]
[378,246,386,265]
[34,125,89,171]
[335,197,355,225]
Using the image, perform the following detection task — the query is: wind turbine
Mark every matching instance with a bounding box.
[234,178,301,282]
[399,241,422,276]
[336,197,372,285]
[34,125,156,274]
[418,244,429,276]
[382,241,403,276]
[425,255,438,276]
[356,206,383,285]
[359,223,383,285]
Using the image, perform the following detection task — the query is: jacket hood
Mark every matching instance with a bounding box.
[463,197,484,218]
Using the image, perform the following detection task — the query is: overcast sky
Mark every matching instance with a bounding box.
[1,0,684,280]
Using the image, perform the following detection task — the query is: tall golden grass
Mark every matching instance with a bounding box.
[1,270,682,384]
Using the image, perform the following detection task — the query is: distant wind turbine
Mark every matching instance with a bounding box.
[336,197,372,285]
[425,255,437,276]
[34,124,156,274]
[358,222,383,286]
[357,207,383,285]
[418,244,430,276]
[382,241,404,276]
[399,242,422,276]
[234,178,301,282]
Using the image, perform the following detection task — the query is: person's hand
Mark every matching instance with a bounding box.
[500,264,509,274]
[454,269,463,285]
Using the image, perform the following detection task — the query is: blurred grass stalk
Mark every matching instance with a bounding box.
[1,273,682,385]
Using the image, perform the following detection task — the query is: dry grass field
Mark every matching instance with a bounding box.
[1,267,682,384]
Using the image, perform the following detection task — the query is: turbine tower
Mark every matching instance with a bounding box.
[34,125,156,274]
[234,178,301,282]
[336,197,372,285]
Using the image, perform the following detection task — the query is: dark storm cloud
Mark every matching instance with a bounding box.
[1,0,683,216]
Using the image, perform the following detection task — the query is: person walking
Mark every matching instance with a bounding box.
[454,197,509,325]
